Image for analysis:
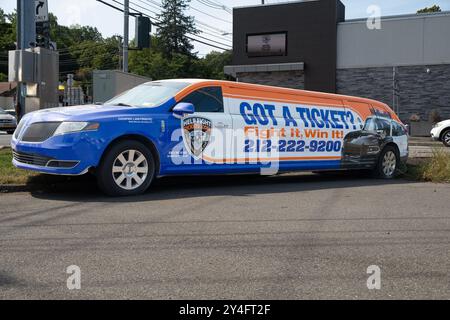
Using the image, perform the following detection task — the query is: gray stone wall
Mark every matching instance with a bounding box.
[337,64,450,123]
[236,70,305,90]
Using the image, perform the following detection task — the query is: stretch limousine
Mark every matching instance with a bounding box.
[11,79,408,196]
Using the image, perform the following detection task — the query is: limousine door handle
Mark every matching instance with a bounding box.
[216,122,230,128]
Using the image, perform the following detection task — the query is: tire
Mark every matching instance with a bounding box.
[6,130,14,134]
[97,140,155,196]
[441,130,450,147]
[375,146,399,179]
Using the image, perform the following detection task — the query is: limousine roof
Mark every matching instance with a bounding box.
[158,79,397,119]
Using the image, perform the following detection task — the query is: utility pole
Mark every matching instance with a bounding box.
[15,0,36,120]
[261,0,265,4]
[118,36,123,70]
[67,74,74,106]
[123,0,129,73]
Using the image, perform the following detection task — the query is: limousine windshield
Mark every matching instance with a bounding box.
[105,81,190,108]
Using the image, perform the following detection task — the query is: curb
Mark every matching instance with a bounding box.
[0,184,30,193]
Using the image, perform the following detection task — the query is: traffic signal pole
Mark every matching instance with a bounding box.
[15,0,36,120]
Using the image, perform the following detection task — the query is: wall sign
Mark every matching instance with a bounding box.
[247,33,287,57]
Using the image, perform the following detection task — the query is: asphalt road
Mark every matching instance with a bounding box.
[0,173,448,299]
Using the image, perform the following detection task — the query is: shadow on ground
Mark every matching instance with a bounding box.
[27,170,419,203]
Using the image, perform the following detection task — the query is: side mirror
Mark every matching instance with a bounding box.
[173,102,195,117]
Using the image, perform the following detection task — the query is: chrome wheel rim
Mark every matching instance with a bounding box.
[444,132,450,145]
[112,150,148,190]
[382,151,397,177]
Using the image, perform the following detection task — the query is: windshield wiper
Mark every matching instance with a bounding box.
[115,103,134,107]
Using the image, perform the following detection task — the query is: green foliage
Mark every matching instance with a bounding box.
[407,149,450,183]
[417,5,441,13]
[0,4,233,93]
[196,51,232,79]
[156,0,199,58]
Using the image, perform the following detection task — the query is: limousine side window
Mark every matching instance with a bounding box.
[364,117,378,132]
[377,118,392,136]
[181,86,224,113]
[391,121,404,136]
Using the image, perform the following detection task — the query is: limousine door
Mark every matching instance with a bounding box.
[175,86,233,170]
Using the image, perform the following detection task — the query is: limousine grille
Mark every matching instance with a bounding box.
[20,122,61,142]
[13,150,53,167]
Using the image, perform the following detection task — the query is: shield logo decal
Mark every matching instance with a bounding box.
[183,117,212,157]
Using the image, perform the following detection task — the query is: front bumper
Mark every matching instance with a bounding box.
[0,124,16,130]
[430,127,440,141]
[11,131,106,175]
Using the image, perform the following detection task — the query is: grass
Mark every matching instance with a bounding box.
[0,148,38,185]
[1,146,450,188]
[406,148,450,183]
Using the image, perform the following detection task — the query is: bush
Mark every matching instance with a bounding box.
[419,149,450,183]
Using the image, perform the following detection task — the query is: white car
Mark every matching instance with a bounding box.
[0,108,17,134]
[430,120,450,147]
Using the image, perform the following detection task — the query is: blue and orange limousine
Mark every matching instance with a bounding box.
[11,79,408,196]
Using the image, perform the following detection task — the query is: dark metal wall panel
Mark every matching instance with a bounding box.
[232,0,345,93]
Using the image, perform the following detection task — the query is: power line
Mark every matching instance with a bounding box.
[130,3,231,47]
[139,0,232,37]
[195,0,232,14]
[97,0,231,50]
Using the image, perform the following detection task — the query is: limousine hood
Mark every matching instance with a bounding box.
[20,104,168,124]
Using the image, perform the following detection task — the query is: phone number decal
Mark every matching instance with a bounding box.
[244,139,343,153]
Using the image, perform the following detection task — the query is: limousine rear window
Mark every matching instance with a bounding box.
[105,81,190,108]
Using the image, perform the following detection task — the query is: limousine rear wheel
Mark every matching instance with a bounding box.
[97,140,155,196]
[376,146,399,179]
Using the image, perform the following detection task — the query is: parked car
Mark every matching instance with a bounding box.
[0,108,17,134]
[4,109,17,119]
[342,116,408,178]
[430,120,450,147]
[11,79,408,196]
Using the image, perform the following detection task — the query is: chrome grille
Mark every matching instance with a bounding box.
[12,150,52,167]
[21,122,61,142]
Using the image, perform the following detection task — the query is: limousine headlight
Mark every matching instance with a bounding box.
[53,121,100,136]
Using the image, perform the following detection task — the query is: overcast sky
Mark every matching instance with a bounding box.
[1,0,449,55]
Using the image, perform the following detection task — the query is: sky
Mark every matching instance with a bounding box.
[1,0,450,55]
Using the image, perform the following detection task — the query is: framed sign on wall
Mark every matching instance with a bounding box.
[246,32,287,57]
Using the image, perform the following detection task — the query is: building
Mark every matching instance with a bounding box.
[224,0,450,131]
[0,82,17,109]
[93,70,151,103]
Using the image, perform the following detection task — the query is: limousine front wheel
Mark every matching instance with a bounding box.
[376,146,399,179]
[97,140,155,196]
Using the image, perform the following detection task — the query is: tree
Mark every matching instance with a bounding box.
[417,5,441,13]
[194,51,232,80]
[156,0,199,58]
[0,9,16,80]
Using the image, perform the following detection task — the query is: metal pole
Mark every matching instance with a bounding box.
[123,0,129,73]
[118,36,122,70]
[392,66,397,114]
[15,0,36,120]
